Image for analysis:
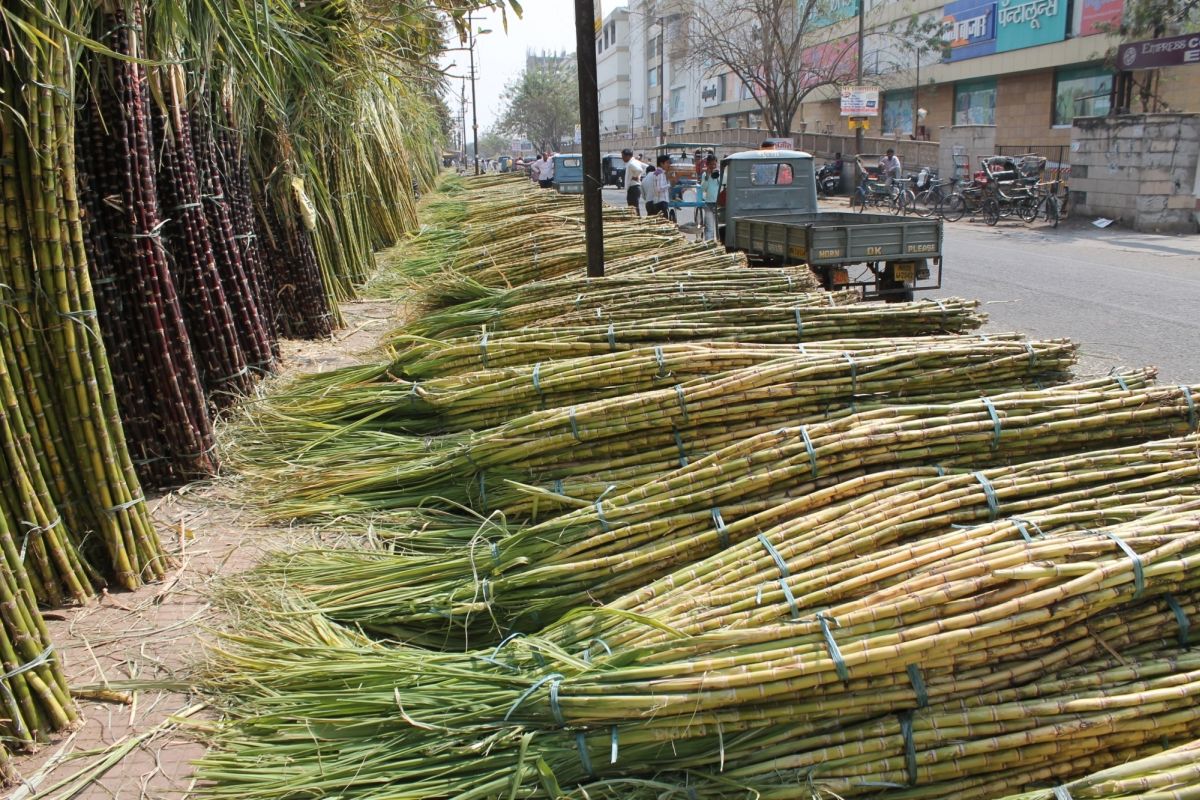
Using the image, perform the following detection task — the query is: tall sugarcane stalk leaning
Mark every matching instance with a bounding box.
[248,376,1191,649]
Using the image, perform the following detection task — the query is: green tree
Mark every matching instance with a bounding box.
[1099,0,1200,111]
[478,128,512,157]
[496,62,579,152]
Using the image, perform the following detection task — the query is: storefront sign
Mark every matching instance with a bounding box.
[813,0,859,27]
[943,0,997,61]
[840,86,880,116]
[996,0,1067,51]
[1080,0,1123,35]
[1117,33,1200,69]
[763,137,796,148]
[701,76,725,107]
[801,36,857,90]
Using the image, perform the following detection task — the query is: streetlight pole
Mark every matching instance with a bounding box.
[574,0,604,277]
[855,0,865,173]
[469,13,481,175]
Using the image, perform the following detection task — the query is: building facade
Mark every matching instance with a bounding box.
[600,0,1200,158]
[597,8,632,134]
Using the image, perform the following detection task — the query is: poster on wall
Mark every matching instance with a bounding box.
[943,0,997,61]
[840,86,881,116]
[1080,0,1124,35]
[813,0,859,27]
[995,0,1068,51]
[800,35,858,90]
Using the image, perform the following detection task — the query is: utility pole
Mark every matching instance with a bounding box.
[459,78,468,167]
[469,13,481,175]
[855,0,865,178]
[575,0,605,277]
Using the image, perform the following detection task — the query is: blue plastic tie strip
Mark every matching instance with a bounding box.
[818,612,850,681]
[594,485,616,534]
[1053,787,1074,800]
[972,472,1000,521]
[610,725,619,764]
[900,711,918,786]
[607,323,616,351]
[797,342,808,355]
[531,362,543,397]
[933,299,948,326]
[479,577,490,603]
[1011,517,1046,542]
[758,534,799,620]
[490,541,501,565]
[504,672,564,721]
[548,677,566,725]
[576,732,594,775]
[1024,341,1037,369]
[654,345,667,377]
[799,426,819,478]
[1114,373,1129,391]
[553,479,565,496]
[675,385,690,423]
[1182,385,1197,430]
[793,308,804,340]
[981,397,1002,448]
[569,407,581,441]
[906,663,929,708]
[711,508,730,549]
[581,638,612,664]
[844,353,859,396]
[478,472,488,511]
[935,464,945,477]
[1092,529,1145,599]
[479,331,490,368]
[673,426,689,468]
[573,293,583,308]
[1165,593,1192,649]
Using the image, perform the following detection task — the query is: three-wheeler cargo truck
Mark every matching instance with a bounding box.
[716,150,943,301]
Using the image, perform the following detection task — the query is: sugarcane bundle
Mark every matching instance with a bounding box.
[227,335,1032,466]
[249,375,1188,648]
[194,507,1200,799]
[388,298,986,377]
[249,338,1081,524]
[402,271,833,341]
[75,5,219,486]
[996,738,1200,800]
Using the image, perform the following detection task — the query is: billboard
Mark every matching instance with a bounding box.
[943,0,1066,60]
[840,86,881,115]
[813,0,859,27]
[943,0,997,61]
[1118,33,1200,69]
[996,0,1068,51]
[1080,0,1123,35]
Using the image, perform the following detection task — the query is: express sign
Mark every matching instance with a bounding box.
[1118,33,1200,70]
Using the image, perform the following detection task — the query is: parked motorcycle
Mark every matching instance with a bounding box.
[816,162,842,196]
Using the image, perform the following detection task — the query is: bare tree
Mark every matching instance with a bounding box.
[682,0,859,137]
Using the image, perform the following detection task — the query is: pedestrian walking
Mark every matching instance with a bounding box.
[621,148,648,216]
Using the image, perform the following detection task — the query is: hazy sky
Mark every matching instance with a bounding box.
[443,0,627,132]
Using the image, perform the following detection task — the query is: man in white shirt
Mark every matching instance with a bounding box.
[538,152,555,188]
[879,148,902,185]
[621,148,647,216]
[645,154,672,219]
[528,156,542,183]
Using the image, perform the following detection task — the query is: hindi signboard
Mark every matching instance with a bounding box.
[995,0,1068,52]
[1117,33,1200,69]
[943,0,997,61]
[840,86,880,116]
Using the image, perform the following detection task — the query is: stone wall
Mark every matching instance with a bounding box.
[938,125,997,182]
[1070,113,1200,234]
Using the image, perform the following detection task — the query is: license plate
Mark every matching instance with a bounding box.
[557,184,583,194]
[894,263,916,282]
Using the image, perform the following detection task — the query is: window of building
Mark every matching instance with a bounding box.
[648,68,658,87]
[750,163,795,186]
[882,89,915,135]
[748,110,763,128]
[672,121,685,134]
[725,114,742,129]
[954,78,997,125]
[1053,66,1112,126]
[670,87,685,117]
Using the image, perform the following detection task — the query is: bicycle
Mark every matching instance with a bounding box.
[913,178,956,218]
[1019,181,1061,228]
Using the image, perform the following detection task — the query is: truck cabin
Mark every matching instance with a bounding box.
[552,154,584,194]
[717,150,817,245]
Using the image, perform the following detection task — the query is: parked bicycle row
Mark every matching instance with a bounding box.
[842,153,1068,228]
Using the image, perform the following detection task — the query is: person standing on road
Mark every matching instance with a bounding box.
[879,148,902,186]
[647,154,672,219]
[621,148,648,216]
[528,155,543,184]
[700,154,720,241]
[538,152,556,189]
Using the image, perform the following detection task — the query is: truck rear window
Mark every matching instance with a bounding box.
[561,158,581,167]
[750,163,794,185]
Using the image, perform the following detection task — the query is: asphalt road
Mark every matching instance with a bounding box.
[601,186,1200,384]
